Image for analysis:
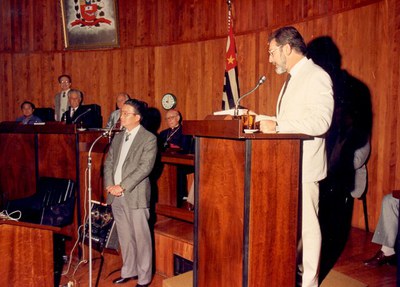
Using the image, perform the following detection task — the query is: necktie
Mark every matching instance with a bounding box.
[70,108,75,118]
[125,132,131,142]
[62,92,66,98]
[278,74,291,113]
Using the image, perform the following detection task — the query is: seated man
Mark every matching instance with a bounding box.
[159,109,194,207]
[364,193,398,266]
[105,92,130,129]
[159,109,193,153]
[16,101,43,125]
[61,89,97,128]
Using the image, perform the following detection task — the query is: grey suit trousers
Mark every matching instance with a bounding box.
[372,193,399,248]
[112,196,152,285]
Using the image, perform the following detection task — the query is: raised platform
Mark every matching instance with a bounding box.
[163,271,193,287]
[154,218,193,277]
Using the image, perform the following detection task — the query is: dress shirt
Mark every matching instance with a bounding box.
[114,125,140,185]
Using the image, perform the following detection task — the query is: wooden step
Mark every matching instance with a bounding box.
[162,271,193,287]
[154,219,193,277]
[156,204,194,223]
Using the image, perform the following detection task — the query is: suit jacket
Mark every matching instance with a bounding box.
[54,90,70,121]
[105,109,121,129]
[104,126,157,208]
[159,124,193,153]
[61,105,97,128]
[277,58,334,182]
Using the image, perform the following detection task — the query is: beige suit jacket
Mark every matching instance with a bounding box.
[277,58,334,182]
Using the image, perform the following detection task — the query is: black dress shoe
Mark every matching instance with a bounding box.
[136,284,149,287]
[113,276,138,284]
[364,250,396,267]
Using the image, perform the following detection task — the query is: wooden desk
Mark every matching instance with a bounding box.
[0,122,110,252]
[156,152,194,223]
[0,220,60,287]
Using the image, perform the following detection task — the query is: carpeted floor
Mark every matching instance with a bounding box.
[160,269,367,287]
[321,270,367,287]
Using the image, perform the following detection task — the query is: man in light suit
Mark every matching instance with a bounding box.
[54,74,72,121]
[105,92,131,129]
[104,99,157,287]
[260,26,334,287]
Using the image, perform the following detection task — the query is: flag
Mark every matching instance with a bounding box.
[222,10,240,110]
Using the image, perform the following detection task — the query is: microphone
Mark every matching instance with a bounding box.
[234,75,267,117]
[102,121,117,142]
[72,108,92,124]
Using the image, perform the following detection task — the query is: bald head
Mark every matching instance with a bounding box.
[116,93,130,109]
[165,109,181,128]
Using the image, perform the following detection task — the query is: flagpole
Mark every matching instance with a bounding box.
[222,0,240,110]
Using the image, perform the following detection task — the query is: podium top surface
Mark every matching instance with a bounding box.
[0,121,111,135]
[0,121,77,134]
[183,119,311,140]
[0,219,61,232]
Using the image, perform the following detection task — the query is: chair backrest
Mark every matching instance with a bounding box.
[38,177,75,206]
[33,108,55,122]
[81,104,102,128]
[38,177,76,227]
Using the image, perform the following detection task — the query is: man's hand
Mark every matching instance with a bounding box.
[259,120,277,133]
[106,185,124,197]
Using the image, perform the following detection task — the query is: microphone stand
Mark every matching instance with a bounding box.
[73,108,92,127]
[87,127,115,287]
[234,76,267,118]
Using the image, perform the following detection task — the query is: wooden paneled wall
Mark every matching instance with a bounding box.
[1,0,399,230]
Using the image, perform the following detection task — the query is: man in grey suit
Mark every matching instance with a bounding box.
[104,99,157,287]
[105,92,131,129]
[364,193,398,267]
[54,74,72,121]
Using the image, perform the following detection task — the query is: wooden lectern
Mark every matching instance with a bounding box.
[0,220,60,287]
[183,118,308,287]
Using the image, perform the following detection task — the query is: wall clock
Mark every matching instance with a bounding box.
[161,93,177,110]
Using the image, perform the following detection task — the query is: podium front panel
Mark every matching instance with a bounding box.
[197,137,245,287]
[247,139,300,287]
[194,136,301,287]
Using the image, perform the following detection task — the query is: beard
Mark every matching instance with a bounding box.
[275,54,287,75]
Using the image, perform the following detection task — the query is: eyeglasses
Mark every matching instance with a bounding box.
[60,81,70,84]
[121,112,137,117]
[268,45,282,57]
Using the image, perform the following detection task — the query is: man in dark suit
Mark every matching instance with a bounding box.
[61,89,96,128]
[104,99,157,287]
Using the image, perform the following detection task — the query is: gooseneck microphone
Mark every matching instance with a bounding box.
[234,75,267,117]
[102,121,117,142]
[72,108,92,124]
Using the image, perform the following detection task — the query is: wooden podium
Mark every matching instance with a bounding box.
[0,220,60,287]
[0,122,112,254]
[183,119,308,287]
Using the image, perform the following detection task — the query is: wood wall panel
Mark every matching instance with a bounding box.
[0,133,36,201]
[38,133,77,180]
[1,0,399,231]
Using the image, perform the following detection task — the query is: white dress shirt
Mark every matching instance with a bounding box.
[114,125,140,185]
